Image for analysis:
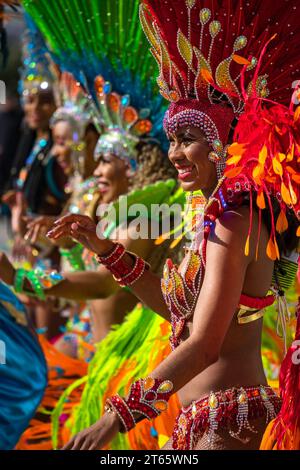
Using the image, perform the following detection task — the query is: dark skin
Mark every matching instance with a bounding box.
[93,152,131,204]
[168,126,218,196]
[45,126,274,450]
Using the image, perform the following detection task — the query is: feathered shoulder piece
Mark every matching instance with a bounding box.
[224,89,300,260]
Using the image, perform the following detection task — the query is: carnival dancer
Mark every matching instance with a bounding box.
[0,42,182,453]
[14,0,184,450]
[0,72,100,449]
[47,0,300,450]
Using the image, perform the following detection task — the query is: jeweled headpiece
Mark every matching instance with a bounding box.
[140,0,300,176]
[92,75,153,170]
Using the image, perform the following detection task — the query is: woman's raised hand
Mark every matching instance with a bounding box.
[24,215,57,244]
[46,214,111,255]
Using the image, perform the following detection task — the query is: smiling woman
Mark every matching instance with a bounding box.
[168,127,217,196]
[42,0,300,451]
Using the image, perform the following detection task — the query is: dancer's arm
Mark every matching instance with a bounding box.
[0,218,169,319]
[46,232,167,318]
[47,213,172,318]
[62,207,256,450]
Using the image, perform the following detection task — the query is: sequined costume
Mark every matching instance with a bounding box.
[136,0,300,449]
[22,0,300,450]
[173,385,281,450]
[161,188,286,448]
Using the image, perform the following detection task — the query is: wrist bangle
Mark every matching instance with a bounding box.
[104,401,125,433]
[95,243,125,265]
[26,270,46,300]
[14,268,45,300]
[95,243,149,287]
[60,244,85,271]
[14,268,26,294]
[14,268,64,301]
[105,377,173,434]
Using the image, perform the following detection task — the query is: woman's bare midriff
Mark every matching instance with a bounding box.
[90,290,138,343]
[177,314,268,407]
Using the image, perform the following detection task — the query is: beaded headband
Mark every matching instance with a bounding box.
[94,130,138,172]
[163,98,235,178]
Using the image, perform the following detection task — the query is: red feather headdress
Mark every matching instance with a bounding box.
[140,0,300,108]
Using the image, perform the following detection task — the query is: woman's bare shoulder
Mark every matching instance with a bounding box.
[211,205,271,266]
[211,206,251,242]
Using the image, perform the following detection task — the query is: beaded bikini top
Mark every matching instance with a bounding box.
[161,186,275,350]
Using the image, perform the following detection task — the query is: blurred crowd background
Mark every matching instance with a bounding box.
[0,11,24,250]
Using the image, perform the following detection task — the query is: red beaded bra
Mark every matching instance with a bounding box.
[161,186,275,350]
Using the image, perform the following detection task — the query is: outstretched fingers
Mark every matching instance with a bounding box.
[47,222,74,240]
[53,214,91,228]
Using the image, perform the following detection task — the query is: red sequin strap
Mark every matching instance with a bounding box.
[239,293,275,309]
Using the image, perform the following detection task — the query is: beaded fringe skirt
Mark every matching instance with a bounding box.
[172,385,282,450]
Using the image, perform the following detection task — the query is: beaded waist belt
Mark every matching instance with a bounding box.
[172,385,282,450]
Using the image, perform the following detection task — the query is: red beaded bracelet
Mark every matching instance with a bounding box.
[95,243,149,287]
[105,377,173,433]
[95,243,125,266]
[105,395,136,433]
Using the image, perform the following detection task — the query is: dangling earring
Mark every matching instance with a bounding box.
[208,139,227,180]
